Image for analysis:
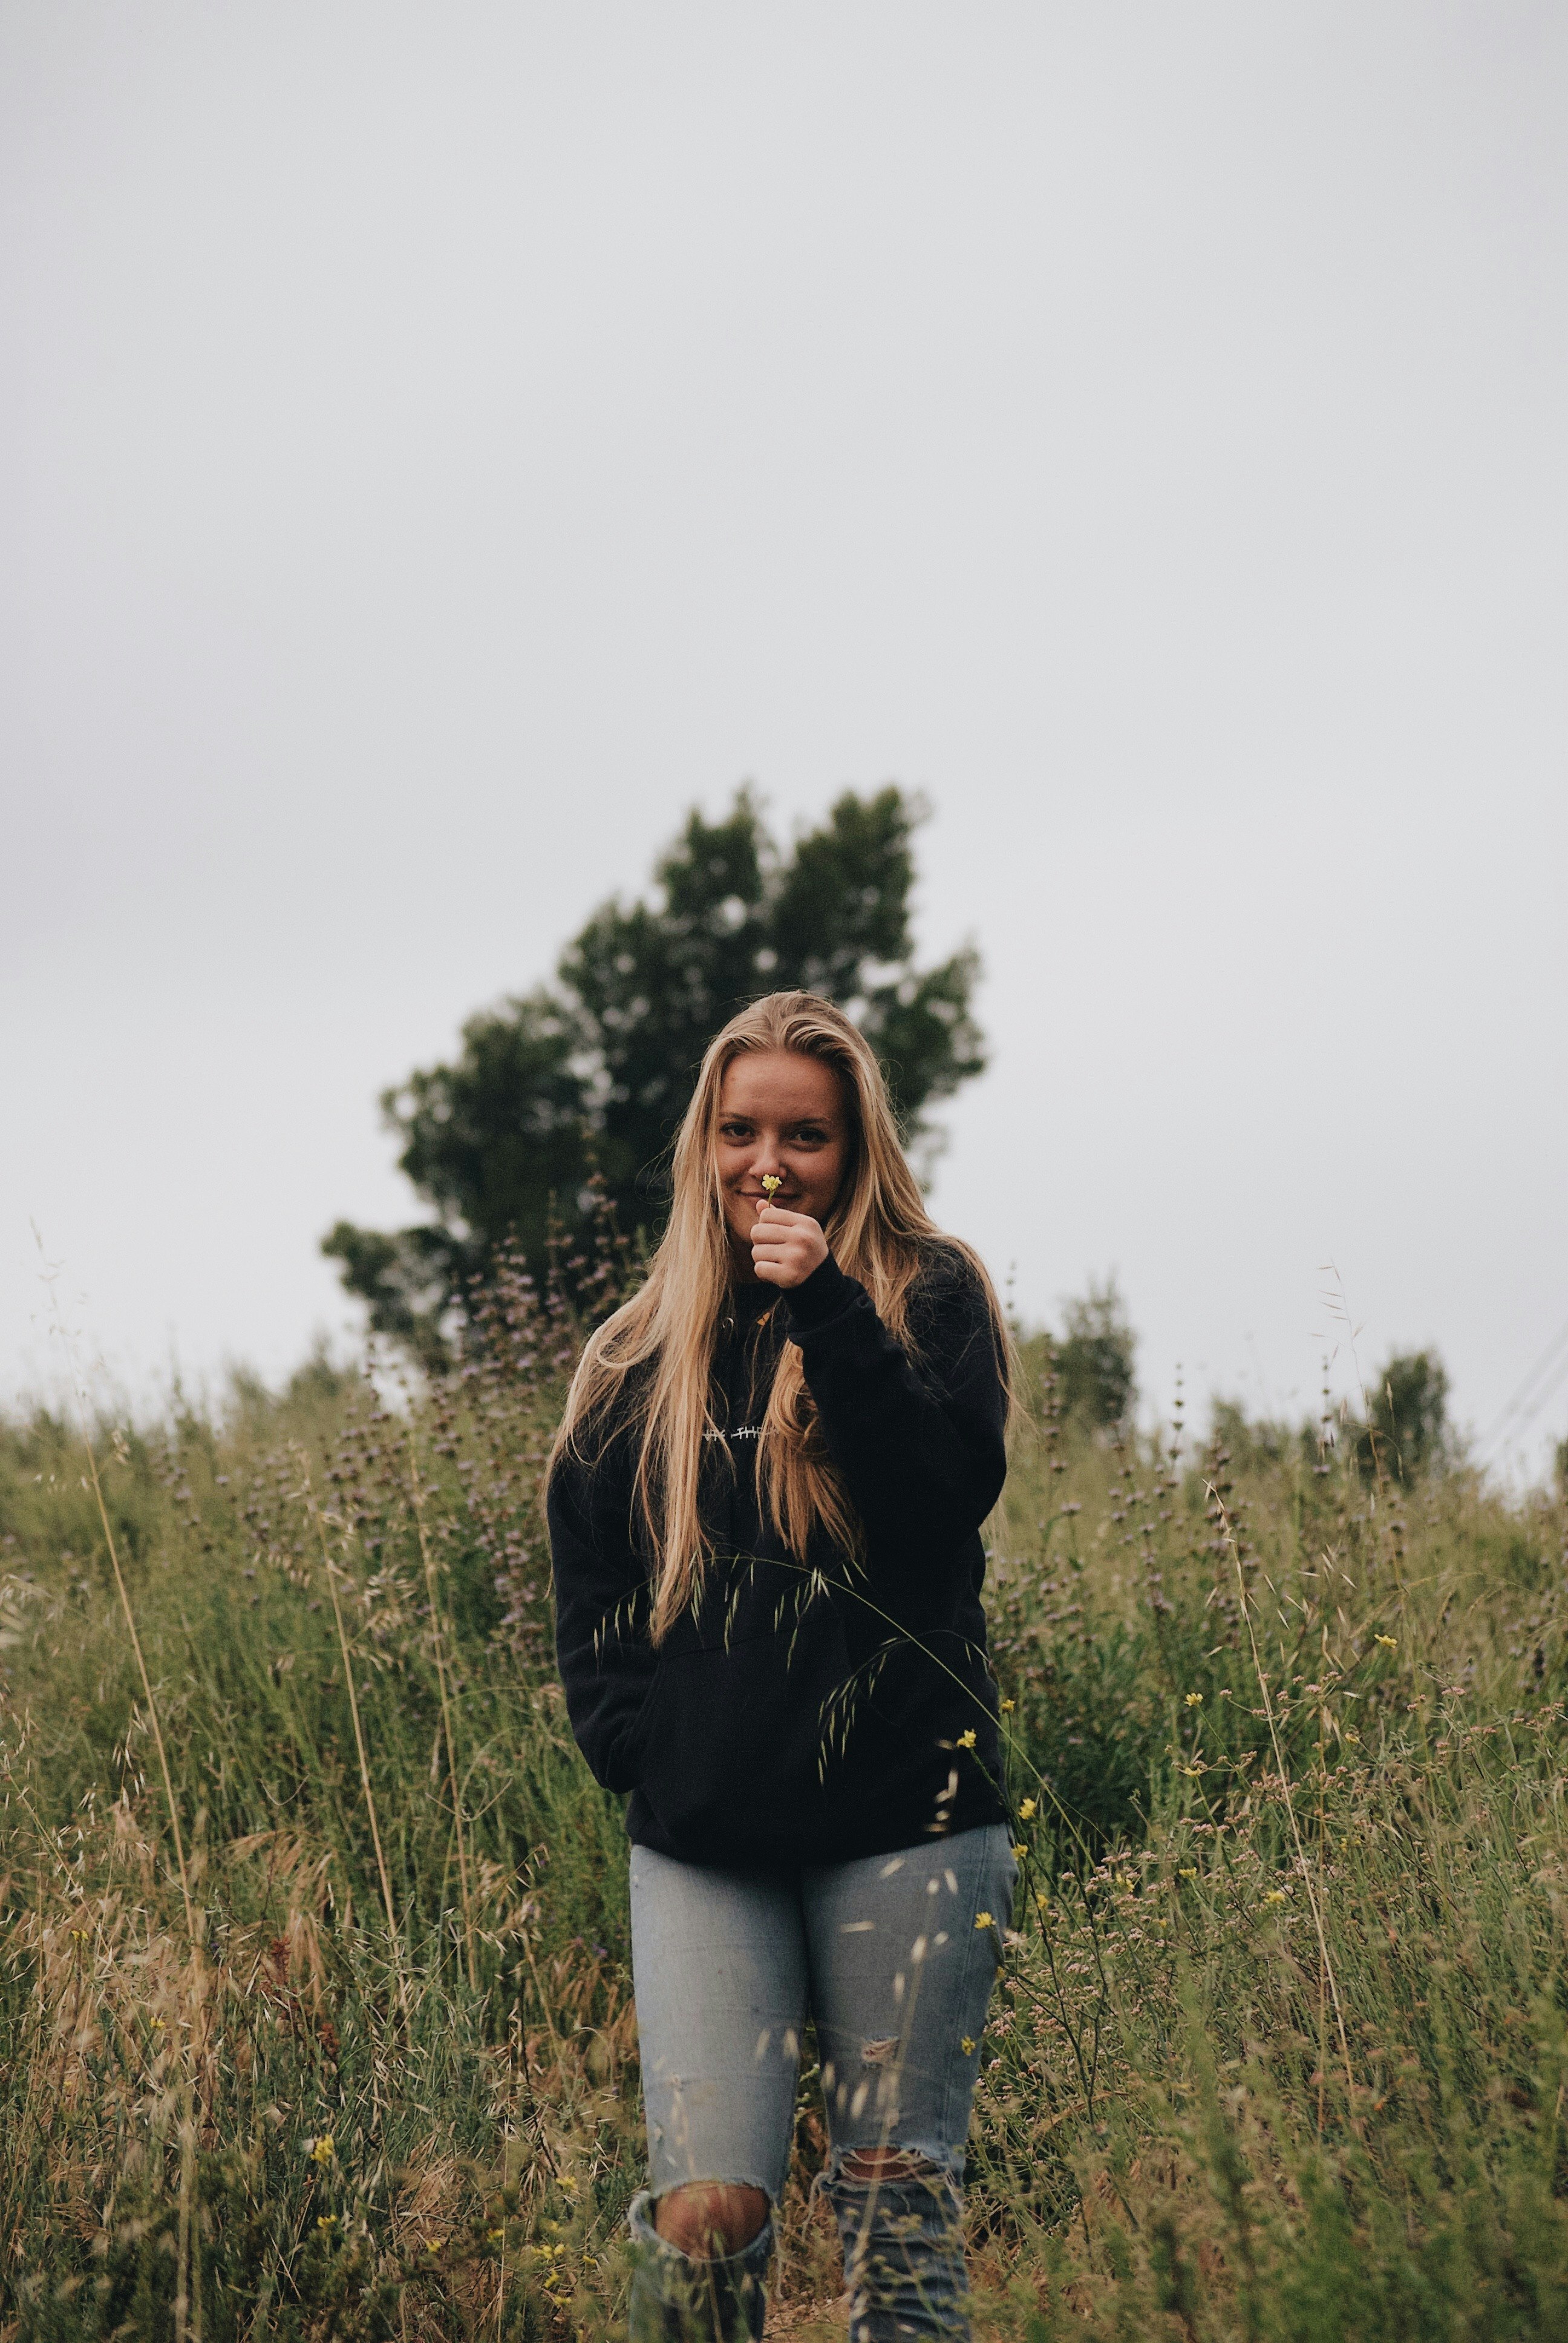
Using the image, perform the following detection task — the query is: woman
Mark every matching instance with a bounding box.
[547,992,1015,2342]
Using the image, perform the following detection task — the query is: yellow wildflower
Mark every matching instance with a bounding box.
[1263,1890,1287,1906]
[309,2135,335,2168]
[316,2214,338,2232]
[1178,1867,1197,1879]
[960,2035,976,2055]
[975,1910,994,1930]
[1376,1634,1397,1650]
[1011,1843,1028,1861]
[1000,1697,1015,1712]
[1034,1891,1050,1914]
[1018,1797,1037,1820]
[956,1728,976,1750]
[761,1175,782,1198]
[1184,1691,1203,1707]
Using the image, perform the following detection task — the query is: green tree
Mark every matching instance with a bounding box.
[324,787,984,1357]
[1055,1277,1137,1429]
[1354,1348,1451,1481]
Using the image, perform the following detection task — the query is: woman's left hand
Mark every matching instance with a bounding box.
[750,1201,829,1289]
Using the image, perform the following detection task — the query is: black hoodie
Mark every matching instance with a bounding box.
[547,1245,1009,1868]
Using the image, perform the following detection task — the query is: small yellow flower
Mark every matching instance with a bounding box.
[1034,1891,1050,1914]
[961,2035,976,2055]
[309,2135,335,2168]
[1018,1797,1037,1821]
[761,1175,782,1198]
[1344,1727,1361,1743]
[488,2227,505,2243]
[1376,1634,1398,1650]
[316,2214,338,2232]
[1178,1867,1197,1879]
[1011,1843,1028,1861]
[975,1910,994,1930]
[956,1729,976,1750]
[1000,1697,1015,1712]
[1263,1890,1287,1907]
[1184,1691,1203,1707]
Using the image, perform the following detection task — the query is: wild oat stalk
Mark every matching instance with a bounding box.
[407,1435,478,1991]
[59,1350,195,1947]
[297,1454,402,1961]
[42,1264,205,2341]
[1210,1478,1358,2120]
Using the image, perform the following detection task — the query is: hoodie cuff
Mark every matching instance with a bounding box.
[782,1253,859,1333]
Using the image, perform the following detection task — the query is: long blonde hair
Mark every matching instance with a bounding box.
[549,991,1007,1641]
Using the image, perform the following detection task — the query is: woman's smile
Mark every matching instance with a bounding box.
[714,1048,850,1268]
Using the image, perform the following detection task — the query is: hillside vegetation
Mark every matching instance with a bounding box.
[3,1260,1567,2339]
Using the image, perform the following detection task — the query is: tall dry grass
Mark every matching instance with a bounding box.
[2,1247,1566,2338]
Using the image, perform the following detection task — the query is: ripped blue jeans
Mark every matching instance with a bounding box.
[628,1824,1016,2340]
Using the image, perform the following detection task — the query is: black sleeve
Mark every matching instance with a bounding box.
[547,1434,658,1795]
[780,1247,1007,1608]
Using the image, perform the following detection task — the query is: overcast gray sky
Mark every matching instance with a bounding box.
[4,4,1566,1473]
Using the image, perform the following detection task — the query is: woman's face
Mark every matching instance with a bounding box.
[714,1049,852,1265]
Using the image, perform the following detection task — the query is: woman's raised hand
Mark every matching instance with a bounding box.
[750,1199,829,1289]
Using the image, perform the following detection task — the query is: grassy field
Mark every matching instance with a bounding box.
[3,1259,1568,2339]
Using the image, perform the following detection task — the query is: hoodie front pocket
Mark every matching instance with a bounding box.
[635,1631,847,1847]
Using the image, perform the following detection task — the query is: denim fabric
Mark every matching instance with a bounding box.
[820,2157,969,2342]
[627,2189,771,2342]
[628,1823,1015,2339]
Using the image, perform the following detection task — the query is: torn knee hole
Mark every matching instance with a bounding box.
[859,2036,900,2065]
[654,2181,771,2257]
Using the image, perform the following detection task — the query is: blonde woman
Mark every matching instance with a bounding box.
[547,992,1015,2342]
